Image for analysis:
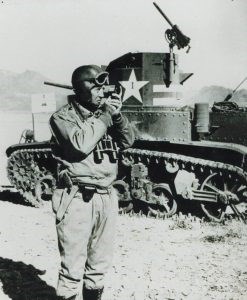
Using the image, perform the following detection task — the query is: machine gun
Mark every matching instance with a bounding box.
[223,76,247,102]
[153,2,191,53]
[152,2,192,86]
[212,76,247,112]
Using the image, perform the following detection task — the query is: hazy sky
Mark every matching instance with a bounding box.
[0,0,247,90]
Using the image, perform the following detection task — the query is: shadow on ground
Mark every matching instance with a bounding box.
[0,191,32,207]
[0,257,60,299]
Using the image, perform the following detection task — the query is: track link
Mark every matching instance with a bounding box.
[7,148,54,207]
[122,148,247,182]
[5,146,247,223]
[119,148,247,222]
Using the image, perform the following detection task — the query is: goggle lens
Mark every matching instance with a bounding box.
[94,72,109,86]
[73,72,109,93]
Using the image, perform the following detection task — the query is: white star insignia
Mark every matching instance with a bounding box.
[119,70,149,103]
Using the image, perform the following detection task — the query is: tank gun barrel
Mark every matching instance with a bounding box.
[44,81,73,90]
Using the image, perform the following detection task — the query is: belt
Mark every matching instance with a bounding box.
[74,182,111,195]
[75,183,111,203]
[58,171,111,194]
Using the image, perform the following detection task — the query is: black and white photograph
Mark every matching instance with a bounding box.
[0,0,247,299]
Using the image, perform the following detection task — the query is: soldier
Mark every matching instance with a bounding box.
[49,65,135,300]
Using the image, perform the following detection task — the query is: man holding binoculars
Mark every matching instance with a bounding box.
[49,65,134,300]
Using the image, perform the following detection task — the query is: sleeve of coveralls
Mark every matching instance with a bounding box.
[109,113,135,149]
[49,112,112,158]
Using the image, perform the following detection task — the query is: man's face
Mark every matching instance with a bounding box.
[73,70,109,111]
[76,81,105,111]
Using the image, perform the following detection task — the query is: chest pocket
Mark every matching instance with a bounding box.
[93,134,118,164]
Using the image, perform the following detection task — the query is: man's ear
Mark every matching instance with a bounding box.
[83,81,94,90]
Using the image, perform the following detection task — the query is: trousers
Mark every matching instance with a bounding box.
[52,186,118,299]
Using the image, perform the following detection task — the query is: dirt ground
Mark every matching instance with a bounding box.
[0,193,246,300]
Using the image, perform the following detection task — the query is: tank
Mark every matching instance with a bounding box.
[5,5,247,222]
[105,52,247,222]
[5,50,247,222]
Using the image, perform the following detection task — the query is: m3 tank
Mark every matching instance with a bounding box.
[5,4,247,222]
[105,50,247,222]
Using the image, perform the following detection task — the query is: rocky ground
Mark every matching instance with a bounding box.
[0,193,246,300]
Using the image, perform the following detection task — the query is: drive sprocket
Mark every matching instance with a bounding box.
[7,150,49,207]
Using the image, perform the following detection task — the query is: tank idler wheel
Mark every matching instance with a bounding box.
[35,175,56,204]
[200,202,226,223]
[148,183,177,218]
[199,173,243,222]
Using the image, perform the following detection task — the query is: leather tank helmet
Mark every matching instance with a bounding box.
[71,65,109,95]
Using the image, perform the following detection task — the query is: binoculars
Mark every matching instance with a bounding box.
[103,85,121,99]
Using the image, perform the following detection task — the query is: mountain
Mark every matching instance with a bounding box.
[0,70,70,111]
[186,86,247,107]
[0,69,246,111]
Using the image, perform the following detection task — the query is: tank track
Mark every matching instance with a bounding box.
[7,148,54,207]
[120,147,247,221]
[120,209,206,225]
[119,208,242,226]
[6,145,247,222]
[122,148,247,180]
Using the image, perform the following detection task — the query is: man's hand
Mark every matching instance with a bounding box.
[104,87,123,116]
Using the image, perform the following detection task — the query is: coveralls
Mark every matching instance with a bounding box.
[49,100,134,299]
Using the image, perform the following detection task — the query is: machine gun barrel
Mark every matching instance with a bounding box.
[153,2,173,27]
[224,76,247,101]
[44,81,73,90]
[153,2,191,51]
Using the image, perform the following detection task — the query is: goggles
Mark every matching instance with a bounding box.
[84,72,109,87]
